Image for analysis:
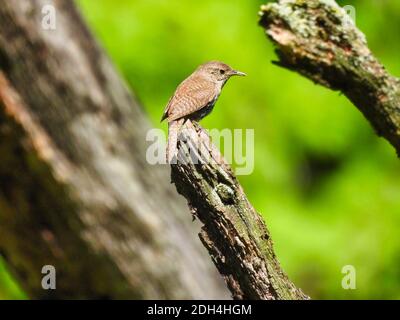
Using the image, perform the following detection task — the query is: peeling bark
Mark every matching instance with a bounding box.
[171,120,309,300]
[259,0,400,154]
[0,0,228,299]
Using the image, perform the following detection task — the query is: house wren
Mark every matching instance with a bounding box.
[161,61,245,162]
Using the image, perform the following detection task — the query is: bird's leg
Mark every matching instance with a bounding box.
[193,122,226,166]
[169,119,228,166]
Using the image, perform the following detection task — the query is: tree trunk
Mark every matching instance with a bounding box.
[0,0,228,299]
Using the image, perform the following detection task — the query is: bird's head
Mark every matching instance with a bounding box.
[197,61,246,82]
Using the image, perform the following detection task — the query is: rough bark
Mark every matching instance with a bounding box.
[259,0,400,154]
[0,0,229,299]
[170,120,309,300]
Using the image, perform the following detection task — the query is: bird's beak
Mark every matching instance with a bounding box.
[231,70,246,77]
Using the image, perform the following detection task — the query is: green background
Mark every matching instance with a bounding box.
[1,0,399,299]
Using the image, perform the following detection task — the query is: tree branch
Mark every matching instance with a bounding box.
[170,120,308,300]
[259,0,400,154]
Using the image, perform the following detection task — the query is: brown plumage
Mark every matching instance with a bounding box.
[162,61,245,162]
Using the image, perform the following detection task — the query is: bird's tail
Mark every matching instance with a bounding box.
[167,118,184,164]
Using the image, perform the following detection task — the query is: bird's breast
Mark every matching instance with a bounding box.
[189,94,219,121]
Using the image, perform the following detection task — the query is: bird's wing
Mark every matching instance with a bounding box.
[161,76,216,122]
[160,95,174,122]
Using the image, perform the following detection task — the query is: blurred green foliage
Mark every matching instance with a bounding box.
[1,0,399,299]
[0,257,25,299]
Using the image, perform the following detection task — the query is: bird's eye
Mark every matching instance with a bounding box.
[219,69,225,74]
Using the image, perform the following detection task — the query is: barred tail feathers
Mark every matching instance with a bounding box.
[167,118,184,164]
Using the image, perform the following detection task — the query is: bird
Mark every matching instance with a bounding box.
[161,61,246,163]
